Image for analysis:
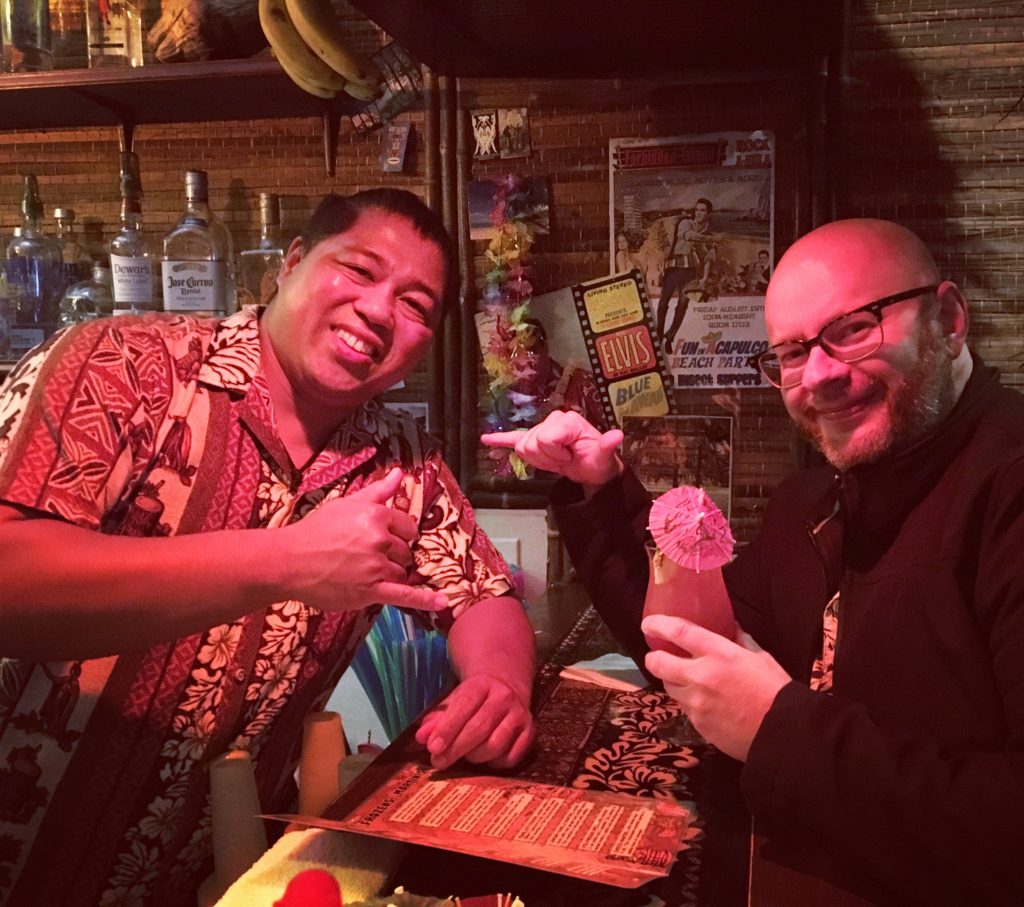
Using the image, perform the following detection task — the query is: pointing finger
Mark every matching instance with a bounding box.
[598,429,624,451]
[480,431,525,449]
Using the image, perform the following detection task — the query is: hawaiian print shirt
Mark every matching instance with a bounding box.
[0,308,514,906]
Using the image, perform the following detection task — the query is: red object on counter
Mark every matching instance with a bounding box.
[273,869,342,907]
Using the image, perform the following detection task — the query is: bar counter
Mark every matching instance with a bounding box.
[220,583,751,906]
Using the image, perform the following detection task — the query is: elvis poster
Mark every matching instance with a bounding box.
[609,131,775,392]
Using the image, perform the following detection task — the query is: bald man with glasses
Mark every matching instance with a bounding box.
[483,219,1024,906]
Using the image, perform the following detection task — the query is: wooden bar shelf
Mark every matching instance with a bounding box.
[0,59,355,137]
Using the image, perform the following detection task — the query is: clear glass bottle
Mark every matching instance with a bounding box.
[162,170,232,318]
[1,0,53,71]
[80,216,109,268]
[110,151,156,315]
[0,266,15,360]
[5,175,63,354]
[238,192,284,307]
[53,206,92,290]
[85,0,141,67]
[59,262,112,325]
[49,0,86,68]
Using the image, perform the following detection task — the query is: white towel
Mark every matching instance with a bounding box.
[216,825,407,906]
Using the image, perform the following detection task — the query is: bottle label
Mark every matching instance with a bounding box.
[10,328,45,355]
[161,260,226,315]
[111,254,153,306]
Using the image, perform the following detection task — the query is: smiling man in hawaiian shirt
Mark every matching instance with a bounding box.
[0,189,535,906]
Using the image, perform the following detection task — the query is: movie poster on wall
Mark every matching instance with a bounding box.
[609,132,775,392]
[528,270,676,429]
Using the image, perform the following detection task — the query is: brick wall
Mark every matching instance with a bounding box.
[2,0,1021,537]
[845,1,1024,390]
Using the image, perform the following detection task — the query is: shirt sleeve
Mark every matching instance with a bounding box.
[412,451,516,631]
[0,320,173,530]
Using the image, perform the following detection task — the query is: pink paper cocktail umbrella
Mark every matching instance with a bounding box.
[648,485,735,572]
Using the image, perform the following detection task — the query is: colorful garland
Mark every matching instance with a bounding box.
[479,176,541,478]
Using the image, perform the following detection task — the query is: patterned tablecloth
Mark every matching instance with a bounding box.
[397,604,751,907]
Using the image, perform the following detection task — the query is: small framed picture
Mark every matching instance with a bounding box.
[498,107,531,159]
[472,109,499,159]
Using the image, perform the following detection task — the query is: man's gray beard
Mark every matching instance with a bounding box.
[797,322,956,471]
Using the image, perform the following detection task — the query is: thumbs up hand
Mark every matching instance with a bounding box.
[279,468,448,614]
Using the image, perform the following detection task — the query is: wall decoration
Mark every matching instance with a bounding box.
[620,414,734,517]
[468,177,549,241]
[498,107,531,159]
[471,110,499,159]
[472,176,543,478]
[380,122,411,172]
[529,270,675,430]
[609,131,774,391]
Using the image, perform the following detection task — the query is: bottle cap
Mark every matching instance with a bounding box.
[119,152,143,198]
[54,207,75,221]
[259,192,280,226]
[22,176,42,220]
[185,169,210,202]
[92,265,112,285]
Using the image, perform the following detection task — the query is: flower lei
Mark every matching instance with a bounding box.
[479,175,541,478]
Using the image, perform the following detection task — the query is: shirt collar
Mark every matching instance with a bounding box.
[201,307,407,491]
[196,305,263,393]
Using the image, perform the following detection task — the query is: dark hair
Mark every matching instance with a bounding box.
[300,189,457,312]
[695,197,713,213]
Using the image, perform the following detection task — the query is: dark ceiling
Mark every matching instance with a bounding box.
[349,0,840,79]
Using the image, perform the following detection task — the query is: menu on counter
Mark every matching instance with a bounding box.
[265,677,697,889]
[270,758,691,888]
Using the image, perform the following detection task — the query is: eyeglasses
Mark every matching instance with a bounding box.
[749,284,940,389]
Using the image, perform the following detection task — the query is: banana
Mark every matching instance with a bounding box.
[272,49,337,99]
[341,78,379,102]
[259,0,348,97]
[284,0,380,87]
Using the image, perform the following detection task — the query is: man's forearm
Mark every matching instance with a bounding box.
[0,516,283,660]
[447,595,535,704]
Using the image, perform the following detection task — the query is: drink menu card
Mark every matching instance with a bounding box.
[270,758,690,888]
[266,701,695,889]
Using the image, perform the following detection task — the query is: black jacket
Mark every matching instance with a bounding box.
[553,357,1024,906]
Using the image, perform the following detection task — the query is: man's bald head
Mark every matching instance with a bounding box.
[766,219,940,344]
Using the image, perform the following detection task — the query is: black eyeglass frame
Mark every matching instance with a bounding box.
[748,283,941,388]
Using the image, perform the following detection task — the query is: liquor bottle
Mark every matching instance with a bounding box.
[80,216,109,268]
[50,0,86,68]
[110,151,155,315]
[5,175,62,354]
[85,0,141,67]
[161,170,232,318]
[0,265,14,360]
[59,262,112,325]
[1,0,53,71]
[238,192,284,306]
[53,206,92,289]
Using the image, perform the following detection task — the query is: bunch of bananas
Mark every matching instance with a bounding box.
[259,0,380,101]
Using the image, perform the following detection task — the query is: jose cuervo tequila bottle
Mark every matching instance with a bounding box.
[162,170,231,318]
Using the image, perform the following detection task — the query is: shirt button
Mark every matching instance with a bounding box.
[234,669,247,683]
